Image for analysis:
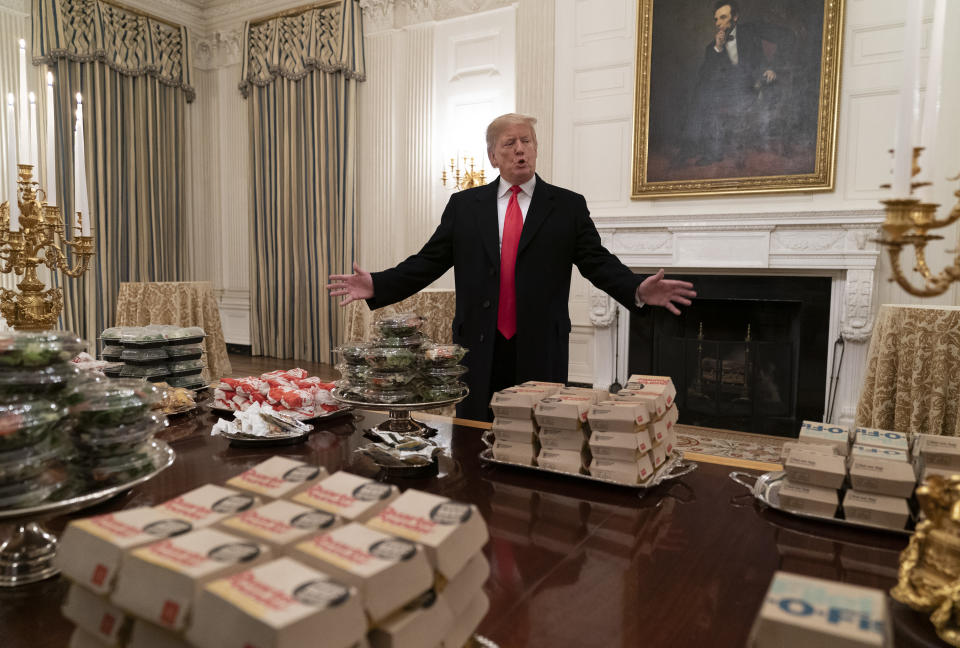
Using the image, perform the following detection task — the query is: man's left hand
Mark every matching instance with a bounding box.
[637,269,697,316]
[762,69,776,83]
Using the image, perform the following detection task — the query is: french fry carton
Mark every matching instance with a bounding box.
[533,396,592,430]
[749,571,888,648]
[62,582,131,647]
[111,528,271,631]
[649,404,678,445]
[128,620,193,648]
[849,457,916,498]
[586,401,651,432]
[778,480,839,518]
[784,450,846,490]
[918,435,960,470]
[185,557,367,648]
[588,429,653,462]
[225,456,329,499]
[491,439,537,465]
[489,388,550,418]
[798,421,850,456]
[780,442,839,463]
[219,499,342,549]
[290,522,433,623]
[440,591,489,648]
[589,454,656,485]
[155,484,259,528]
[849,444,908,463]
[291,471,399,522]
[537,426,586,452]
[367,490,488,579]
[854,427,909,454]
[438,552,489,617]
[536,447,586,473]
[842,490,910,530]
[367,590,455,648]
[56,507,197,595]
[490,416,538,443]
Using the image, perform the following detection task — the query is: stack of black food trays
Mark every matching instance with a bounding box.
[99,325,206,390]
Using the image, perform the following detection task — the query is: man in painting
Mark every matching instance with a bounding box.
[686,1,794,167]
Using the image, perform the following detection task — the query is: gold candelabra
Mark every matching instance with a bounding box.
[878,147,960,296]
[441,156,486,190]
[0,164,94,330]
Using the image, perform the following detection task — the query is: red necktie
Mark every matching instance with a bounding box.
[498,185,523,339]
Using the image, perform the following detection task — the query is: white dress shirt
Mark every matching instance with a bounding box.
[496,175,536,250]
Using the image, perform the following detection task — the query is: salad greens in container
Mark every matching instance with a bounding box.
[0,363,82,396]
[70,413,167,458]
[119,328,167,349]
[79,445,158,486]
[0,330,85,367]
[0,398,67,452]
[359,386,417,405]
[166,375,205,389]
[166,344,203,360]
[100,345,124,362]
[334,342,369,366]
[420,364,469,386]
[119,364,170,381]
[0,435,70,485]
[334,362,369,384]
[168,359,204,376]
[0,475,65,508]
[363,346,417,371]
[365,368,419,390]
[372,313,424,338]
[376,333,427,349]
[121,348,170,365]
[421,343,468,367]
[418,382,467,403]
[164,326,205,345]
[66,379,163,428]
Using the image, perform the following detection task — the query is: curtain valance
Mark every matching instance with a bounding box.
[238,0,365,98]
[32,0,195,102]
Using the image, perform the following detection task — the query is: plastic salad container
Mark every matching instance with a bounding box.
[372,313,424,338]
[66,379,163,428]
[359,386,418,405]
[0,435,70,485]
[166,375,205,389]
[334,342,369,366]
[70,413,168,458]
[365,369,419,390]
[421,343,468,367]
[78,446,159,486]
[119,364,170,382]
[119,328,168,349]
[0,330,85,367]
[0,398,67,452]
[363,346,418,371]
[376,334,428,350]
[0,363,81,396]
[334,363,369,384]
[420,364,469,386]
[163,327,205,345]
[168,360,204,376]
[418,382,467,402]
[121,348,170,365]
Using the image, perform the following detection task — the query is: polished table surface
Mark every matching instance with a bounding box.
[0,407,948,648]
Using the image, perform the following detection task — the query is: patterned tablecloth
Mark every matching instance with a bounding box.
[856,303,960,437]
[344,289,456,343]
[115,281,232,381]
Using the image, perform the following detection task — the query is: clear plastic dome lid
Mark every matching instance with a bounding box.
[0,330,85,367]
[372,313,424,337]
[0,397,67,451]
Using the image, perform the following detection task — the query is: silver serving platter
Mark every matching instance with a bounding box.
[729,470,912,536]
[209,402,354,425]
[331,386,468,411]
[0,439,175,520]
[479,431,697,489]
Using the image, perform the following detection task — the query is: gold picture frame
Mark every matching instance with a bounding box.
[632,0,845,198]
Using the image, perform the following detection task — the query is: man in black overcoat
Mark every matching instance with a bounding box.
[328,114,696,421]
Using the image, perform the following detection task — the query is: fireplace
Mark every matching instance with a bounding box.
[628,275,831,437]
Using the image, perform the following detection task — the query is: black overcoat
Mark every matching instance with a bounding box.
[368,175,644,421]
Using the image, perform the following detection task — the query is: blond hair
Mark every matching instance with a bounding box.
[485,113,538,155]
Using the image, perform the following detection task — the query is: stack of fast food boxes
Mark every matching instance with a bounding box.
[780,421,960,530]
[489,375,679,485]
[56,458,490,648]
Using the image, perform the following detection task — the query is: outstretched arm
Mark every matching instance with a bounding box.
[326,262,373,307]
[637,269,696,315]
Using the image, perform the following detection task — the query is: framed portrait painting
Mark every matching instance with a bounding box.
[632,0,844,198]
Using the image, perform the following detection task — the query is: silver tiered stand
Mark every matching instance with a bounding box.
[331,386,469,437]
[0,439,175,587]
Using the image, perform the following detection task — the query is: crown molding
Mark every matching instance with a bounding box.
[0,0,28,17]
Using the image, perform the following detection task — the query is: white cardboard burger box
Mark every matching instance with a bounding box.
[218,499,342,548]
[748,571,888,648]
[533,397,592,430]
[490,416,538,443]
[777,480,839,518]
[56,507,196,595]
[842,490,910,530]
[62,582,130,647]
[491,439,537,465]
[291,471,399,522]
[489,388,550,419]
[439,552,489,617]
[537,427,586,452]
[536,447,586,473]
[854,428,909,454]
[651,442,669,470]
[519,380,565,394]
[440,590,489,648]
[69,628,115,648]
[367,589,454,648]
[612,389,667,419]
[798,421,851,456]
[155,484,259,529]
[586,401,651,432]
[554,386,609,403]
[780,442,838,463]
[784,450,846,490]
[625,375,677,407]
[921,465,959,481]
[185,557,367,648]
[366,490,489,579]
[649,405,678,445]
[128,619,193,648]
[849,457,916,498]
[588,429,653,462]
[588,455,656,485]
[918,435,960,470]
[225,456,329,500]
[849,444,909,464]
[111,528,271,632]
[290,522,433,623]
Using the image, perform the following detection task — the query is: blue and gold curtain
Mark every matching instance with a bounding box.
[32,0,194,339]
[240,0,364,361]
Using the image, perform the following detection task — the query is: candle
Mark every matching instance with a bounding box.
[73,93,90,236]
[28,92,37,169]
[18,38,29,163]
[920,0,946,190]
[891,3,922,196]
[6,93,20,231]
[45,71,55,205]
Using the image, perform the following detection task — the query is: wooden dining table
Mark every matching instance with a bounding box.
[0,406,948,648]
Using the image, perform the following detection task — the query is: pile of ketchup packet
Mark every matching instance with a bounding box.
[214,369,342,419]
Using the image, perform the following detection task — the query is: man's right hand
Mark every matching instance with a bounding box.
[714,29,727,51]
[326,262,374,306]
